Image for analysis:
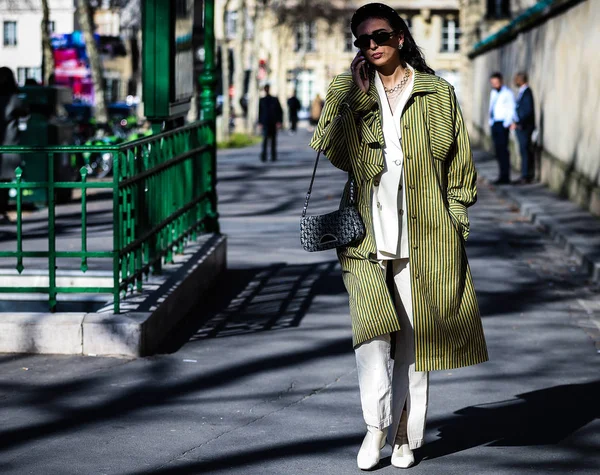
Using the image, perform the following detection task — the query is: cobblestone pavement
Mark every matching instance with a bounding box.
[0,129,598,475]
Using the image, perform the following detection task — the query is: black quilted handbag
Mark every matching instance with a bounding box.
[300,150,366,252]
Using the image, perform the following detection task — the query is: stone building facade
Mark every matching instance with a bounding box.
[218,0,465,121]
[272,0,464,118]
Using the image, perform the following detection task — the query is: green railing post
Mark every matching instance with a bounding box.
[14,167,24,274]
[198,0,219,233]
[48,153,57,312]
[113,152,121,314]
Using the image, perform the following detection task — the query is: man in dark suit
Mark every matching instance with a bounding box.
[258,85,283,162]
[511,72,536,184]
[287,92,301,134]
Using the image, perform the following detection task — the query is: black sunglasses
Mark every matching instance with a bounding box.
[353,30,396,49]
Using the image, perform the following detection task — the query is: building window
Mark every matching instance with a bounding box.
[225,10,237,39]
[245,12,254,40]
[17,67,42,86]
[487,0,510,19]
[295,22,316,53]
[3,21,17,46]
[441,17,461,53]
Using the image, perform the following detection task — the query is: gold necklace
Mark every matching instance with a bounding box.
[384,68,411,95]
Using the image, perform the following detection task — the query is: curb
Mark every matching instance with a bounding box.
[0,234,227,357]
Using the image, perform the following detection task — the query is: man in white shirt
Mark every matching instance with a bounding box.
[489,72,516,184]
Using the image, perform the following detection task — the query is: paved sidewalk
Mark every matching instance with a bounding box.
[475,150,600,284]
[0,130,599,474]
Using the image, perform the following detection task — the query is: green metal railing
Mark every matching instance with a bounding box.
[0,120,217,313]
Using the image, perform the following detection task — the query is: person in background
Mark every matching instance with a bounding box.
[511,72,535,184]
[287,92,301,134]
[0,67,29,224]
[489,72,516,185]
[258,85,283,162]
[309,94,324,131]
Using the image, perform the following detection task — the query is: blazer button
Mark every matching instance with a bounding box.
[413,245,418,250]
[377,201,382,209]
[411,214,417,220]
[374,180,380,186]
[409,184,415,190]
[415,273,420,279]
[404,124,409,130]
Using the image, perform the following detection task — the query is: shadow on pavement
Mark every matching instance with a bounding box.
[422,380,599,461]
[159,260,344,353]
[122,434,365,475]
[0,334,353,454]
[114,381,600,474]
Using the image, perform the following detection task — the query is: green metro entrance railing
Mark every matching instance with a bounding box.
[0,121,218,313]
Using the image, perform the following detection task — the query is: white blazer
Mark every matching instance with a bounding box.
[372,67,414,260]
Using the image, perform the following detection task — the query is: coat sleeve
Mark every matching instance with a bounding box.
[447,85,477,241]
[308,75,364,172]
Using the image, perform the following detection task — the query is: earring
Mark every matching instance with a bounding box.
[398,42,404,50]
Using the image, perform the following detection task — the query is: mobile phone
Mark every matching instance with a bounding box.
[360,61,370,81]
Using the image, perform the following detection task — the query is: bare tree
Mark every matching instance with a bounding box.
[245,0,265,134]
[232,0,247,132]
[220,0,233,141]
[41,0,54,85]
[76,0,108,124]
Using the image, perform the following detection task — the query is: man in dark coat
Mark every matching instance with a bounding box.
[287,93,301,133]
[258,85,283,162]
[511,72,536,184]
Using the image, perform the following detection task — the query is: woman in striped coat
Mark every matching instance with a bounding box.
[309,3,488,470]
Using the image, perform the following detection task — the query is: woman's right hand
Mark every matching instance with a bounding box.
[351,52,370,94]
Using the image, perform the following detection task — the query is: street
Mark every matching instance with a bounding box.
[0,129,598,474]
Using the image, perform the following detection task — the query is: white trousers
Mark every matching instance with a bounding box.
[354,259,429,449]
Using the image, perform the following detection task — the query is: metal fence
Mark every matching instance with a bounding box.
[0,121,218,313]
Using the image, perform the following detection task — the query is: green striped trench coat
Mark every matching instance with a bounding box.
[309,69,488,372]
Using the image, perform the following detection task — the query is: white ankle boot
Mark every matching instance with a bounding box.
[357,426,387,470]
[391,443,415,468]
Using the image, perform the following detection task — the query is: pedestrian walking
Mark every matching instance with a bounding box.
[510,72,535,184]
[308,94,324,131]
[258,85,283,162]
[287,92,301,134]
[309,3,488,470]
[0,67,28,224]
[489,72,516,184]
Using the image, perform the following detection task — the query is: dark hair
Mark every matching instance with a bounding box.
[516,71,528,82]
[0,67,18,95]
[490,72,503,81]
[350,3,434,75]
